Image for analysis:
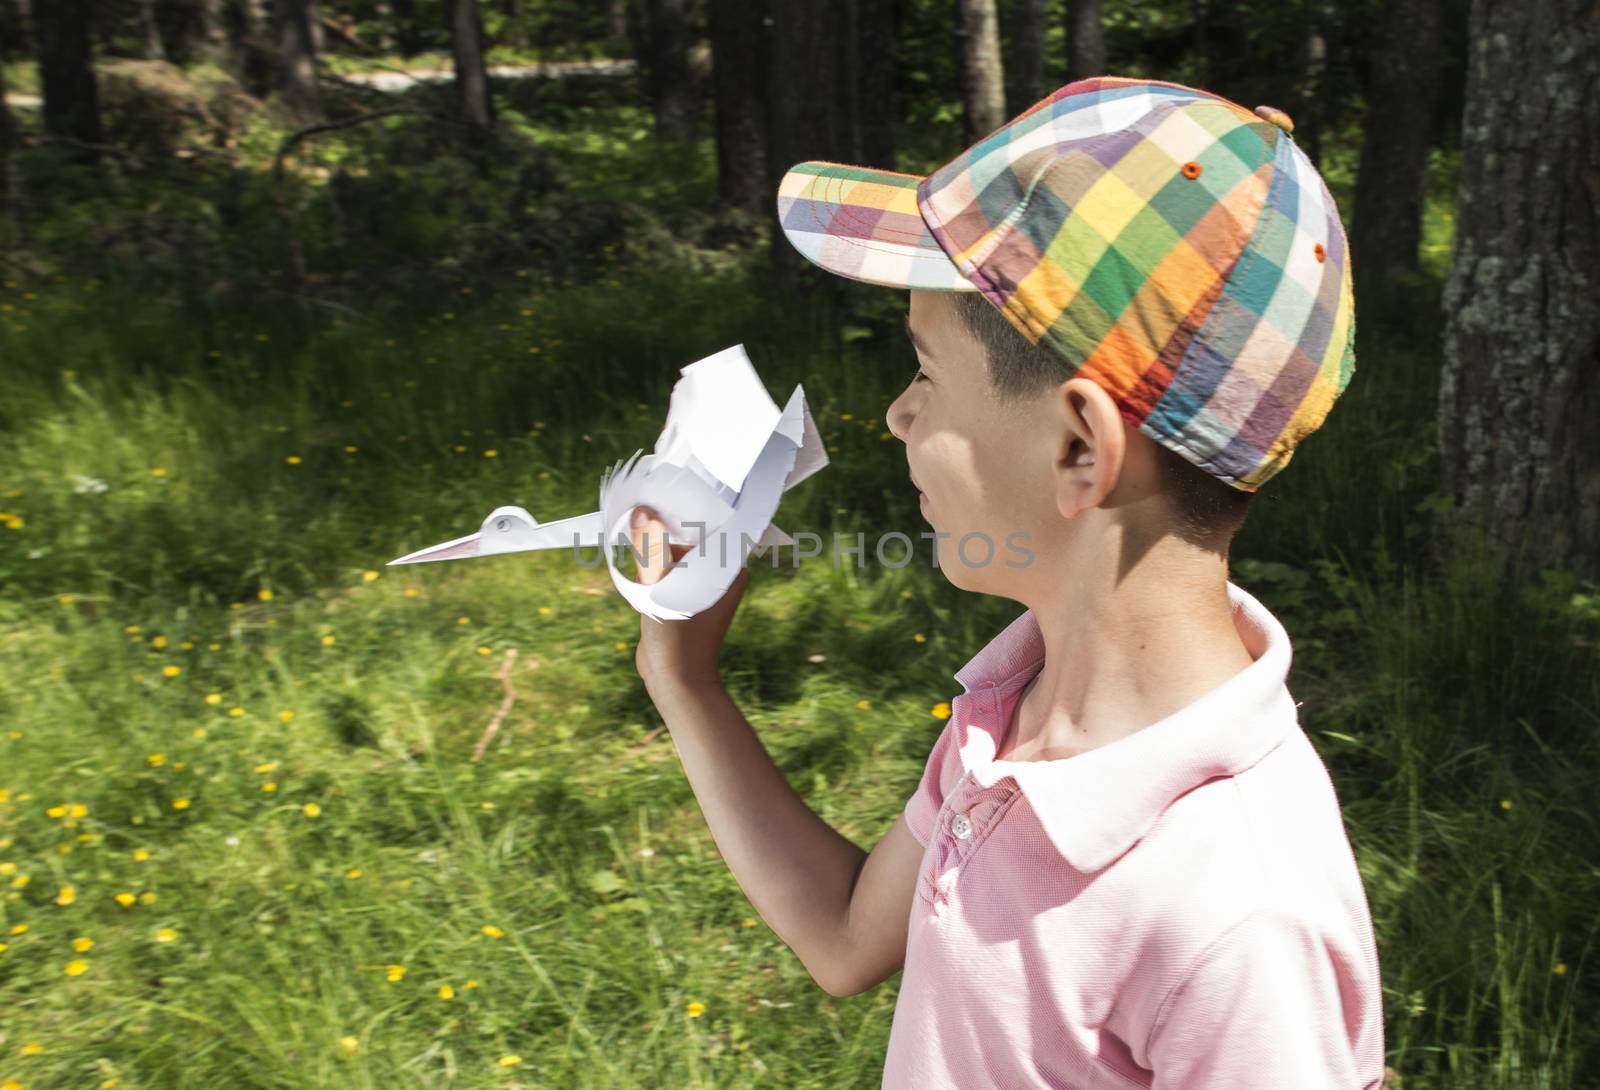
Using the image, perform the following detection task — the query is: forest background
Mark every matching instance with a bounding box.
[1,0,1596,1087]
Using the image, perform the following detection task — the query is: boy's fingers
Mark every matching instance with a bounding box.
[630,506,696,585]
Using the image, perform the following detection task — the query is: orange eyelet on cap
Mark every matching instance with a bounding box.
[1181,161,1203,179]
[1313,243,1326,263]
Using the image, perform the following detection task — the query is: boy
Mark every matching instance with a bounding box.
[629,76,1384,1088]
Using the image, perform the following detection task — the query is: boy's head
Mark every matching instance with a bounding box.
[778,77,1356,590]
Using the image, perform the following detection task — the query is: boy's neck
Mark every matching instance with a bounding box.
[999,553,1257,763]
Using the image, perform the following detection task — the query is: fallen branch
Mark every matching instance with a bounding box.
[271,105,410,181]
[471,648,519,762]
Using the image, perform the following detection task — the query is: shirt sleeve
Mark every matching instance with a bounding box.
[902,714,962,848]
[1147,907,1383,1090]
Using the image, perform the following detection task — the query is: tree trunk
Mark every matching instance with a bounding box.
[957,0,1004,143]
[646,0,696,142]
[607,0,628,45]
[1064,0,1103,83]
[1006,0,1046,115]
[137,0,167,60]
[30,0,104,157]
[498,0,527,50]
[0,22,21,250]
[306,0,324,54]
[274,0,320,123]
[450,0,493,129]
[1438,0,1600,583]
[857,0,896,169]
[1350,0,1442,285]
[708,0,767,214]
[1191,0,1208,86]
[195,0,226,61]
[767,0,849,277]
[1294,17,1327,166]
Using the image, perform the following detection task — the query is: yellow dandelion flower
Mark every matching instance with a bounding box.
[345,868,362,879]
[55,885,76,905]
[1499,799,1513,810]
[278,710,296,723]
[481,924,504,938]
[258,587,273,601]
[204,693,222,705]
[261,782,277,793]
[72,936,93,952]
[537,606,551,615]
[133,849,150,861]
[457,616,470,625]
[343,445,358,454]
[68,803,86,817]
[148,753,166,766]
[254,762,278,773]
[20,1042,43,1055]
[479,801,494,810]
[125,625,142,635]
[154,928,176,943]
[8,923,26,935]
[0,941,7,952]
[385,963,405,982]
[3,1076,21,1090]
[102,1080,117,1089]
[64,958,89,975]
[361,570,379,583]
[497,1056,521,1068]
[285,455,302,465]
[46,805,66,818]
[855,699,871,710]
[161,665,180,678]
[931,702,952,720]
[686,1000,706,1018]
[139,891,156,905]
[438,983,455,999]
[151,635,168,649]
[227,707,244,718]
[463,979,479,989]
[740,917,758,928]
[1554,962,1569,975]
[58,594,75,605]
[320,634,336,646]
[913,632,927,643]
[114,892,136,907]
[180,641,193,650]
[11,875,29,889]
[403,587,419,598]
[172,797,191,810]
[483,449,497,458]
[338,1036,360,1054]
[614,641,628,651]
[303,802,321,818]
[476,646,491,656]
[191,727,207,739]
[0,863,11,875]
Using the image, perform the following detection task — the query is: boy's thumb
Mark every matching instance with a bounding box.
[631,505,652,529]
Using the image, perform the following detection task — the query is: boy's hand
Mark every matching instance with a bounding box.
[630,505,749,690]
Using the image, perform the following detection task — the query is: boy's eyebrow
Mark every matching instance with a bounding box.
[904,314,936,361]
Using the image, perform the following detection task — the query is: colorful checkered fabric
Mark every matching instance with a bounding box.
[776,76,1357,493]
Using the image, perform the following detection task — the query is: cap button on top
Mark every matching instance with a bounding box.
[1253,104,1295,134]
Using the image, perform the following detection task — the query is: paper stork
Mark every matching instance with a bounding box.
[387,344,828,621]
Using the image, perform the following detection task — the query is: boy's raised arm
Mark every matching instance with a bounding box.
[629,506,869,997]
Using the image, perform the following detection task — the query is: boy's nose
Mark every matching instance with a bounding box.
[886,394,912,443]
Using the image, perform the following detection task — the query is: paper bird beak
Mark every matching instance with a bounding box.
[387,531,483,566]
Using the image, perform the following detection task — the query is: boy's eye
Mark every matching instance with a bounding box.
[910,367,930,384]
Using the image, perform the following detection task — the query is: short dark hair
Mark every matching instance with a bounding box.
[950,292,1253,550]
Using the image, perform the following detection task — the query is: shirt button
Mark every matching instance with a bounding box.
[950,812,973,839]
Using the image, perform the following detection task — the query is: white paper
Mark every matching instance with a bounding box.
[386,344,828,621]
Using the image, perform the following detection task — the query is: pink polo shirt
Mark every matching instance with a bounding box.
[886,579,1384,1089]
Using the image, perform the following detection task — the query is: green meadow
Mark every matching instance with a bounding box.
[1,101,1597,1090]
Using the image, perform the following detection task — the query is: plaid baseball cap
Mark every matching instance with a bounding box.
[775,75,1356,493]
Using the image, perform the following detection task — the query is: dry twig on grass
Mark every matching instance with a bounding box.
[471,648,519,762]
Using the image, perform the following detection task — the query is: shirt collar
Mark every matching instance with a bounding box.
[947,579,1299,874]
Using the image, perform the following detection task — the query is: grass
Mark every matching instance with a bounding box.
[0,106,1597,1089]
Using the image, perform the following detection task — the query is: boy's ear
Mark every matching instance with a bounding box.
[1051,378,1125,520]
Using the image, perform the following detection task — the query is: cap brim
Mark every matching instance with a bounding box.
[777,161,980,291]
